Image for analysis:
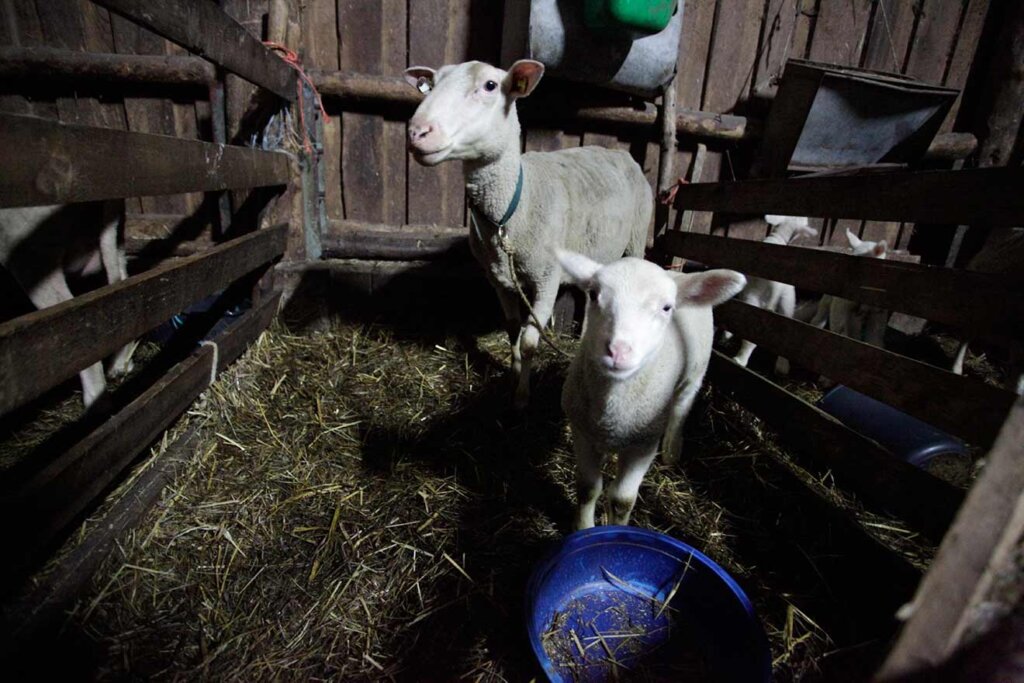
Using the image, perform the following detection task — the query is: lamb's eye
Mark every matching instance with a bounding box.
[662,304,673,313]
[588,289,599,302]
[484,80,498,92]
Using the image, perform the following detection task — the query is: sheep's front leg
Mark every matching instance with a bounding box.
[493,286,524,390]
[732,339,757,368]
[98,203,137,378]
[572,429,605,530]
[606,442,659,526]
[661,381,701,465]
[514,277,559,409]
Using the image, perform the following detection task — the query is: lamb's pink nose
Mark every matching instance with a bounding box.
[607,340,632,365]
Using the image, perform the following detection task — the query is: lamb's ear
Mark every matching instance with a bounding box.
[505,60,545,98]
[873,240,889,257]
[845,228,863,248]
[673,270,747,307]
[796,224,818,239]
[404,67,436,93]
[556,248,601,287]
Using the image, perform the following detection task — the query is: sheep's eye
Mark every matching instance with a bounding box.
[588,289,599,303]
[662,304,673,313]
[484,80,498,92]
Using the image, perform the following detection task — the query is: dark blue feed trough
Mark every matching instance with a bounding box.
[526,526,771,682]
[819,385,968,468]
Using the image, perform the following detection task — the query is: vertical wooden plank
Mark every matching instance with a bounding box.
[0,0,57,118]
[109,15,187,216]
[861,0,918,73]
[808,0,873,67]
[753,0,800,96]
[406,0,469,227]
[302,0,342,223]
[940,0,989,132]
[700,0,764,235]
[381,0,408,226]
[904,0,964,84]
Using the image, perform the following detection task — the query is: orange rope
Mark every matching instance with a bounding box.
[263,41,330,155]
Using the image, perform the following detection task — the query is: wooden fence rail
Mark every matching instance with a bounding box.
[0,225,287,415]
[709,352,965,543]
[0,114,289,207]
[716,301,1017,447]
[0,290,282,585]
[669,167,1024,225]
[0,46,215,85]
[662,232,1024,339]
[92,0,296,100]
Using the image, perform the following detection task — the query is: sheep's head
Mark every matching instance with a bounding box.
[404,60,543,166]
[557,250,746,379]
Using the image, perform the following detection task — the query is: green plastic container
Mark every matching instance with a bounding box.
[584,0,677,34]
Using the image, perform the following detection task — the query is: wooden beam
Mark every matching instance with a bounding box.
[308,69,973,156]
[661,232,1024,339]
[0,46,215,85]
[0,114,289,207]
[0,291,281,590]
[0,225,286,415]
[669,167,1024,225]
[716,301,1017,446]
[321,220,468,260]
[92,0,296,100]
[709,352,964,543]
[877,398,1024,679]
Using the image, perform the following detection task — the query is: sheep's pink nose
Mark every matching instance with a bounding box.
[607,340,632,365]
[408,120,434,147]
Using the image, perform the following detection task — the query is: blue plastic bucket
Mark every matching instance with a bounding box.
[526,526,771,682]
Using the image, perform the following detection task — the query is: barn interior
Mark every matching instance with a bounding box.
[1,1,1022,681]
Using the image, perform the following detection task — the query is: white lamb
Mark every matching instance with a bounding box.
[810,228,890,349]
[404,60,652,408]
[557,249,746,528]
[1,202,135,407]
[723,214,817,374]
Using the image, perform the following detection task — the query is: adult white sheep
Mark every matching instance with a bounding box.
[723,214,817,374]
[404,60,652,408]
[1,202,135,408]
[557,249,746,528]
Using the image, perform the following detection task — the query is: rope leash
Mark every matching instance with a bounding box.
[263,41,330,156]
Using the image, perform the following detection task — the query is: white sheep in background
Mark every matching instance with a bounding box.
[557,249,746,528]
[404,60,652,408]
[810,228,890,349]
[1,202,135,407]
[722,214,817,374]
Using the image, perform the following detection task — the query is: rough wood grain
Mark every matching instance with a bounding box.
[877,398,1024,679]
[93,0,296,99]
[709,351,964,543]
[0,225,286,414]
[940,0,990,132]
[0,45,215,83]
[716,300,1016,446]
[321,219,467,260]
[302,0,341,221]
[662,230,1024,339]
[0,113,289,206]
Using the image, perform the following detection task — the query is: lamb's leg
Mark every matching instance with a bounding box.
[773,286,796,375]
[493,286,524,389]
[26,268,106,407]
[952,341,968,375]
[98,203,136,378]
[607,442,659,525]
[732,340,757,368]
[514,278,559,409]
[810,295,831,329]
[572,430,605,530]
[661,381,701,465]
[863,309,888,349]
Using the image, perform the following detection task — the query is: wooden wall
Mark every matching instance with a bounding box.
[0,0,992,254]
[297,0,989,252]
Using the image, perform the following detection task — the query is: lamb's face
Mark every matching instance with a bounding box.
[404,60,543,166]
[581,259,679,379]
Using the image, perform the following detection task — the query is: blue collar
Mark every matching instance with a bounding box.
[494,165,524,228]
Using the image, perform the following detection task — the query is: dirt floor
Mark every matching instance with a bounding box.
[4,293,1010,682]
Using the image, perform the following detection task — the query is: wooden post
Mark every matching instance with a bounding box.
[653,75,678,244]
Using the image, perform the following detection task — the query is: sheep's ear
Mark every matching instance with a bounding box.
[505,60,544,98]
[556,248,601,287]
[674,270,747,307]
[796,224,818,239]
[845,228,863,248]
[404,67,436,93]
[873,240,889,257]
